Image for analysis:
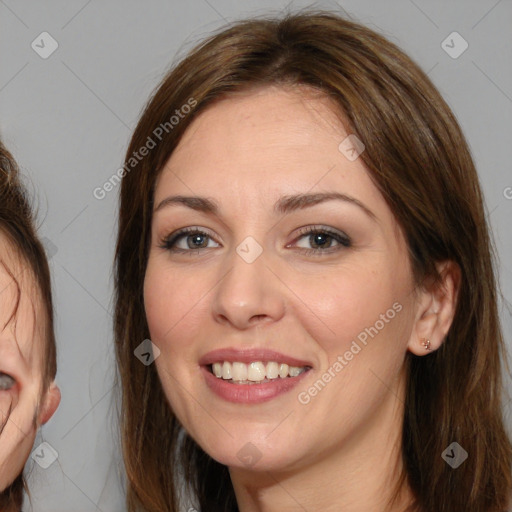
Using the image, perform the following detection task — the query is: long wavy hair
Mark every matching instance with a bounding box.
[0,140,57,511]
[113,10,512,512]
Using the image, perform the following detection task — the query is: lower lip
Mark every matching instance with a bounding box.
[201,365,311,404]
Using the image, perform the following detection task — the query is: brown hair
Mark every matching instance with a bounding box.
[0,140,57,511]
[114,10,512,512]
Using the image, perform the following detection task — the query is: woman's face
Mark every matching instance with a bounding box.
[0,234,59,490]
[144,86,422,471]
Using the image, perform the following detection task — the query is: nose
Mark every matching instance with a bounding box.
[211,246,286,330]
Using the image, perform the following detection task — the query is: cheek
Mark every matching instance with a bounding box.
[296,265,412,411]
[289,261,412,422]
[0,390,19,421]
[144,259,219,437]
[143,259,206,359]
[290,261,404,354]
[0,431,36,492]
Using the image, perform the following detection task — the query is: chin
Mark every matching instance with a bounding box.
[195,431,305,472]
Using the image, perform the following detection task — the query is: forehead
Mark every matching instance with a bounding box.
[154,86,388,221]
[0,231,43,365]
[162,86,346,180]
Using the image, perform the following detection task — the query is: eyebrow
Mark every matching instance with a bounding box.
[154,192,377,221]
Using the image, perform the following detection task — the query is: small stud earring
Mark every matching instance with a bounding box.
[420,338,432,351]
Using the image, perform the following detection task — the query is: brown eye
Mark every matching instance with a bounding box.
[0,372,15,391]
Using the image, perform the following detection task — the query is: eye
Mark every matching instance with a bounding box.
[0,372,16,392]
[159,227,220,254]
[290,225,351,256]
[158,225,351,256]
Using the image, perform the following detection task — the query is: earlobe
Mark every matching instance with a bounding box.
[407,260,460,356]
[419,338,432,351]
[39,382,61,426]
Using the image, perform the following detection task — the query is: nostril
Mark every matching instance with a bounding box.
[249,314,268,324]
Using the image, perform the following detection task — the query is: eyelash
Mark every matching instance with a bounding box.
[158,225,351,257]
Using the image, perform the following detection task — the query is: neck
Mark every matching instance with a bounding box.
[228,372,414,512]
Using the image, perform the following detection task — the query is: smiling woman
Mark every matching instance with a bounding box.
[113,10,512,512]
[0,140,60,511]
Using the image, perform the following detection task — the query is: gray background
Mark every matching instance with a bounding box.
[1,0,511,510]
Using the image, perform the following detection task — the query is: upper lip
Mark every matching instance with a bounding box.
[199,348,313,368]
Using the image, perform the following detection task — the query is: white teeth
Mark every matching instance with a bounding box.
[210,361,308,382]
[231,362,248,381]
[247,362,266,381]
[212,362,222,378]
[289,366,302,377]
[266,361,279,379]
[222,361,232,380]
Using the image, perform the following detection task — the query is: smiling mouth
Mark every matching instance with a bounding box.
[207,361,312,384]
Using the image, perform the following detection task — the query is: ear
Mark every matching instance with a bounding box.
[407,261,460,356]
[38,382,61,425]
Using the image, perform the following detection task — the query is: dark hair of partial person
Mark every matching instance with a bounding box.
[113,9,512,512]
[0,140,57,512]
